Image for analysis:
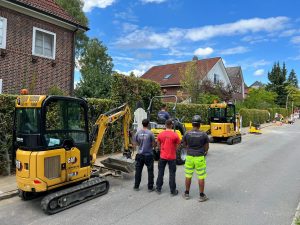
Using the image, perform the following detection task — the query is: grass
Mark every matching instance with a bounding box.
[295,217,300,225]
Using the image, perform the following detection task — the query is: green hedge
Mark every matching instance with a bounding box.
[239,108,270,127]
[166,103,210,124]
[0,95,16,175]
[267,108,289,120]
[111,73,161,109]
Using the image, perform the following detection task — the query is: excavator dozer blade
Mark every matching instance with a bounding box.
[101,156,136,173]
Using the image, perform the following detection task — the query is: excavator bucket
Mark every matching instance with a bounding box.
[101,156,136,173]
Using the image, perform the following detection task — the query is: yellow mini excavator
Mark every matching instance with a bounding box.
[14,94,134,214]
[209,101,242,145]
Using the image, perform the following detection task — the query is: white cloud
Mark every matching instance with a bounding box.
[219,46,249,55]
[83,0,116,12]
[254,69,265,76]
[141,0,167,3]
[115,17,289,49]
[252,59,270,68]
[194,47,214,57]
[185,17,289,41]
[291,36,300,44]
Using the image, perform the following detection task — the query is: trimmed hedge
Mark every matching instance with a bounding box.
[239,108,270,127]
[111,73,162,110]
[166,103,210,124]
[267,108,289,120]
[0,95,16,175]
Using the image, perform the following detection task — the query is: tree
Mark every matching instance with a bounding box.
[179,61,233,103]
[55,0,89,57]
[74,39,113,98]
[287,69,298,88]
[179,61,200,103]
[242,88,277,109]
[266,62,288,106]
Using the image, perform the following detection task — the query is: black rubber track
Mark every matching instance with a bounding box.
[41,177,109,215]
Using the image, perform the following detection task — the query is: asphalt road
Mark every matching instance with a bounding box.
[0,121,300,225]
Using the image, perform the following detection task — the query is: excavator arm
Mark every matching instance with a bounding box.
[89,103,132,165]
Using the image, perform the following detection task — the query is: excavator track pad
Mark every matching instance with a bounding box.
[41,177,109,214]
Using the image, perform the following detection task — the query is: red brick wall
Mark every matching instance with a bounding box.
[0,7,74,95]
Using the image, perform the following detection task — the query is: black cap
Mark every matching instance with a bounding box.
[192,115,201,126]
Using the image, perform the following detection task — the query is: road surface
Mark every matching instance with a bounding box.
[0,121,300,225]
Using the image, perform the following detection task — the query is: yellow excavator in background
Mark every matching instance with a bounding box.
[14,94,134,214]
[209,101,242,145]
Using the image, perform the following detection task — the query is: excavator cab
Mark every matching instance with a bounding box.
[209,101,241,145]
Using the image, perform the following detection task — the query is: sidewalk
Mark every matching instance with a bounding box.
[241,122,273,135]
[0,175,18,200]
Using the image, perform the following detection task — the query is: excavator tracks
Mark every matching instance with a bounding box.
[41,177,109,214]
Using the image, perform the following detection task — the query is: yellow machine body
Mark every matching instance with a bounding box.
[249,121,262,134]
[208,101,242,144]
[16,148,90,192]
[210,122,237,138]
[15,95,132,196]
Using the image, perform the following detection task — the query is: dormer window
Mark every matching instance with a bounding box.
[164,74,173,79]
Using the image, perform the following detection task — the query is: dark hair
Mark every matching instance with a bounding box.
[161,103,167,109]
[165,119,173,128]
[142,119,149,127]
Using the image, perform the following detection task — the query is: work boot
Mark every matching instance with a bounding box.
[155,188,161,194]
[182,191,190,200]
[171,190,178,196]
[148,187,155,192]
[199,193,208,202]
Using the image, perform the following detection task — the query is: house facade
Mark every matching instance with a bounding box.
[226,66,245,101]
[0,0,87,95]
[142,57,239,102]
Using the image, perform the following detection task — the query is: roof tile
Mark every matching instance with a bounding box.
[10,0,83,27]
[141,57,221,86]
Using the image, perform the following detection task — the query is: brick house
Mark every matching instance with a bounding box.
[0,0,87,95]
[225,66,245,101]
[142,57,239,102]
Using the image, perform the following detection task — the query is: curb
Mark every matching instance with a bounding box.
[291,201,300,225]
[0,189,18,201]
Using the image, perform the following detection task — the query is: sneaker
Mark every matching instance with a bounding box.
[171,190,179,196]
[156,188,161,194]
[199,194,208,202]
[148,187,155,192]
[182,192,190,200]
[133,186,139,191]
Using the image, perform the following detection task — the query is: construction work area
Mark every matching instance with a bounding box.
[0,120,299,225]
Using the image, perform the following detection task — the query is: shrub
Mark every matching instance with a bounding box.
[111,73,161,110]
[239,108,270,127]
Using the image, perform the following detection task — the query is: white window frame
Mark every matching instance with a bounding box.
[32,27,56,60]
[0,79,2,94]
[214,73,220,85]
[0,17,7,49]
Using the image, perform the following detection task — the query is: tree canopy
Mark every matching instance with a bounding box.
[74,39,113,98]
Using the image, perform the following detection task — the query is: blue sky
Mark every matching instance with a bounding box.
[75,0,300,87]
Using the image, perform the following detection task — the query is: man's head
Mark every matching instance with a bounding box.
[165,119,173,129]
[142,119,150,128]
[192,115,201,128]
[161,103,167,110]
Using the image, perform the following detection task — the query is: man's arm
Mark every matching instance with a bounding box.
[204,134,209,155]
